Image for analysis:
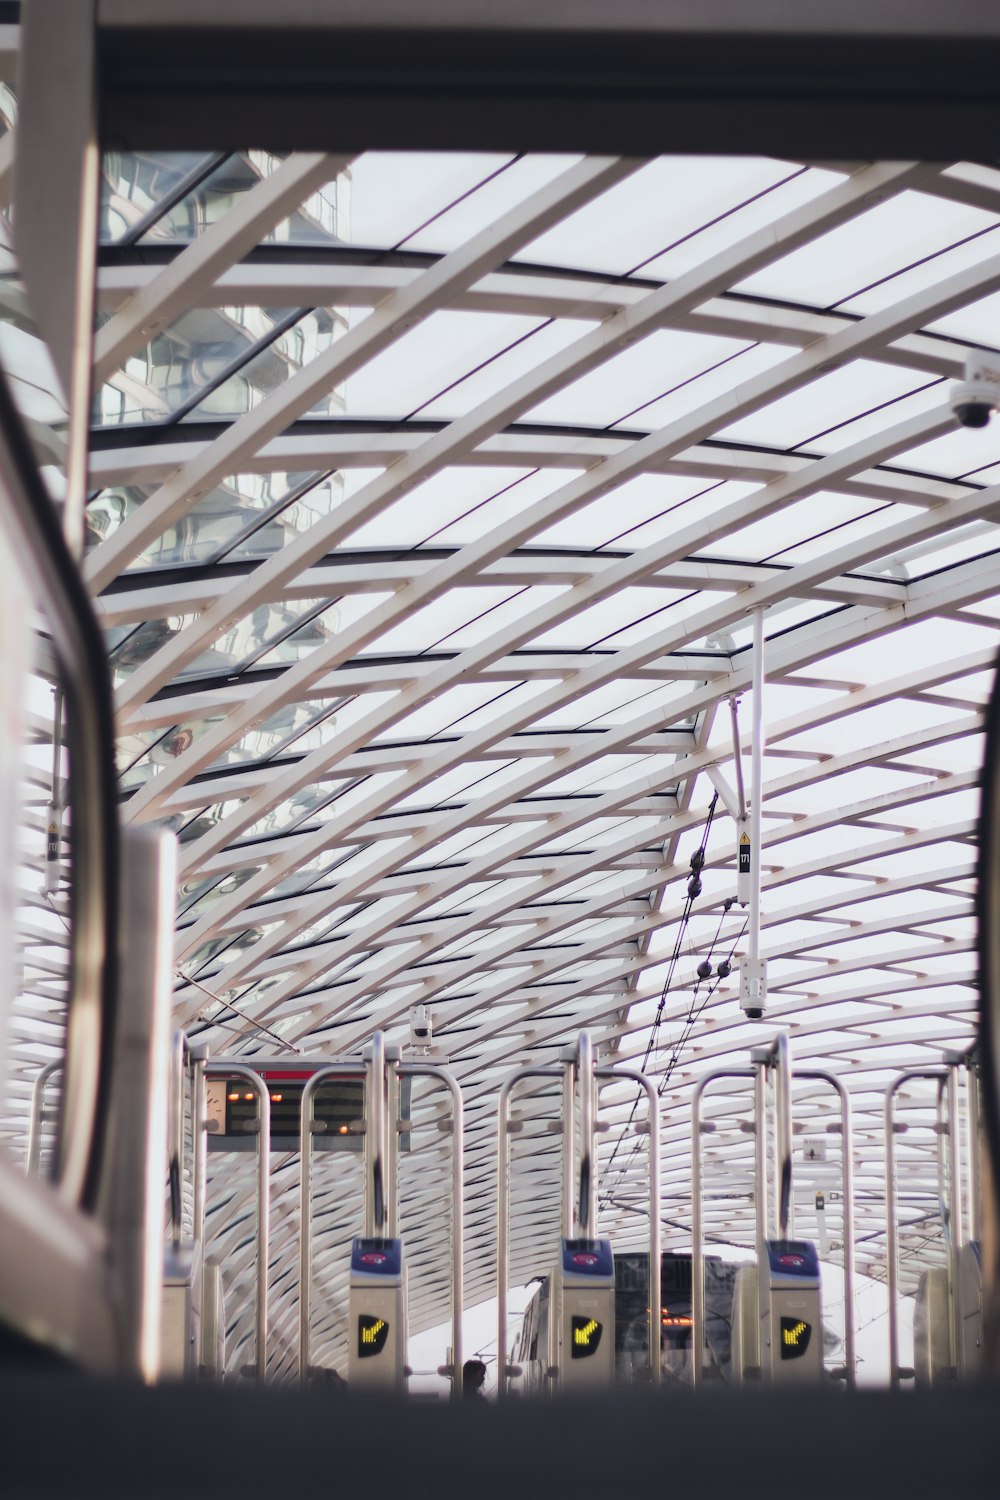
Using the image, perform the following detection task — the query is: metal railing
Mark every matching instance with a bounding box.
[0,361,120,1208]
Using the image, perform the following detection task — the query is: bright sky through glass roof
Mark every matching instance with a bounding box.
[77,148,1000,1373]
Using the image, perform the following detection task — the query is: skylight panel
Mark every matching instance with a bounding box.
[734,186,1000,309]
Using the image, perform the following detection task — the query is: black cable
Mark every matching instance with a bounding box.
[601,795,718,1197]
[601,905,747,1209]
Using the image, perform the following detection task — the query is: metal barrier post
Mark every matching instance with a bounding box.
[387,1051,400,1239]
[597,1066,660,1386]
[190,1046,208,1268]
[577,1032,596,1236]
[168,1030,185,1249]
[365,1031,387,1236]
[212,1063,270,1381]
[561,1049,577,1235]
[401,1062,464,1397]
[691,1068,756,1388]
[968,1052,983,1245]
[497,1066,564,1398]
[757,1034,793,1239]
[298,1061,366,1384]
[754,1055,770,1360]
[798,1070,856,1387]
[946,1058,965,1256]
[885,1068,946,1388]
[26,1060,61,1177]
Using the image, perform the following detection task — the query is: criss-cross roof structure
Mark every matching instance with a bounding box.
[8,127,1000,1376]
[79,148,1000,1370]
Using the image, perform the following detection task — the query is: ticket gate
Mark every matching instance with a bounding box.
[910,1245,981,1389]
[497,1032,660,1395]
[913,1246,982,1387]
[730,1265,759,1383]
[886,1048,982,1388]
[200,1256,226,1379]
[693,1036,854,1388]
[957,1241,982,1376]
[761,1240,823,1384]
[299,1032,464,1394]
[348,1237,408,1391]
[161,1243,201,1379]
[554,1237,616,1391]
[177,1030,461,1391]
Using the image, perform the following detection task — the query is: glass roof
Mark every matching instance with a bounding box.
[18,143,1000,1368]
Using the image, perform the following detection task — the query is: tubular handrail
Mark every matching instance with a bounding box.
[577,1031,595,1235]
[597,1065,660,1386]
[691,1068,756,1389]
[497,1065,564,1398]
[561,1052,576,1234]
[367,1031,387,1235]
[298,1061,366,1383]
[168,1030,185,1247]
[400,1061,464,1397]
[0,363,120,1209]
[26,1060,62,1177]
[797,1069,857,1387]
[189,1044,208,1261]
[212,1063,270,1381]
[885,1068,947,1389]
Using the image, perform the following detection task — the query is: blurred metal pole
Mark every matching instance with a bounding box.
[103,824,176,1382]
[14,0,99,559]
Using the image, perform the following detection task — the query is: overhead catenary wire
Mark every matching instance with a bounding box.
[601,793,721,1199]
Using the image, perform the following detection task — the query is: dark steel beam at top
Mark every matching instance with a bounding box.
[96,0,1000,156]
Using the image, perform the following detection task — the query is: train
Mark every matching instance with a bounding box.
[512,1251,738,1389]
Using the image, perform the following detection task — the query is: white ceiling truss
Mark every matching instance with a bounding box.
[44,146,1000,1371]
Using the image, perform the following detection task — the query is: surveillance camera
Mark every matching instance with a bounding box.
[949,351,1000,429]
[410,1003,432,1046]
[739,958,767,1021]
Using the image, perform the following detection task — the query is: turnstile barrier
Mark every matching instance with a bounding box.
[348,1237,407,1391]
[497,1032,660,1396]
[886,1047,982,1388]
[692,1037,854,1389]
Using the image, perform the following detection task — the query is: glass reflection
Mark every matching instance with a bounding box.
[96,304,345,428]
[86,469,344,570]
[101,151,342,246]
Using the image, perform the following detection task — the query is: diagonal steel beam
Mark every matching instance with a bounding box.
[93,152,353,386]
[84,153,642,594]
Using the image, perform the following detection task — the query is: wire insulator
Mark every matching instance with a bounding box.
[687,875,702,899]
[696,959,713,981]
[717,959,732,979]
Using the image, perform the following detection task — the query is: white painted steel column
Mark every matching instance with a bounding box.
[750,607,765,971]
